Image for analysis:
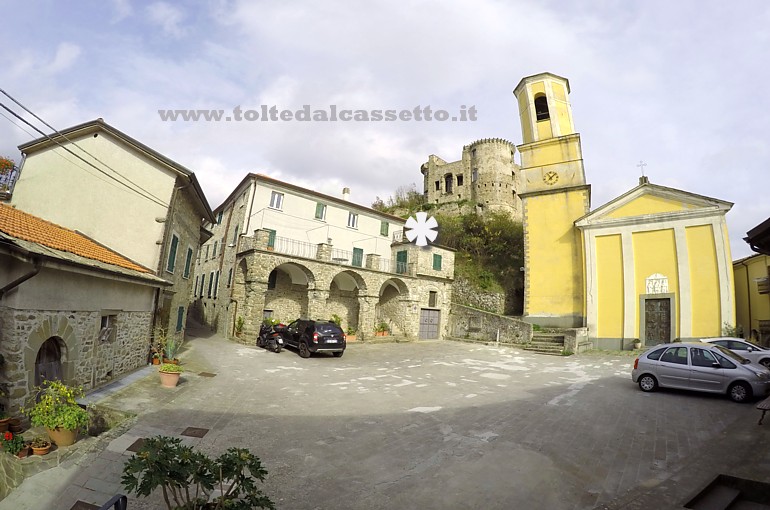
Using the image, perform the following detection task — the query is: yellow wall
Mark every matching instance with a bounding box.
[632,229,679,337]
[734,255,770,337]
[606,195,698,219]
[519,136,582,169]
[518,92,532,143]
[596,234,624,337]
[686,225,721,337]
[525,188,588,317]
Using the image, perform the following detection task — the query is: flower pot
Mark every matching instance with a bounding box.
[0,418,9,433]
[159,371,181,388]
[346,335,357,342]
[31,443,51,456]
[152,357,160,365]
[8,418,23,433]
[45,427,78,447]
[16,446,30,458]
[162,358,179,364]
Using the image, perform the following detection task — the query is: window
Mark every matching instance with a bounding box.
[434,180,440,191]
[396,250,408,274]
[232,224,239,245]
[227,268,233,288]
[205,245,209,260]
[428,291,437,308]
[714,351,737,369]
[216,211,223,224]
[315,203,327,220]
[352,248,363,267]
[433,254,442,270]
[183,247,193,278]
[194,275,199,294]
[166,234,179,272]
[265,229,276,249]
[444,174,453,193]
[472,169,478,183]
[646,347,666,361]
[99,314,117,343]
[207,271,214,298]
[213,271,220,298]
[457,174,464,186]
[212,240,218,258]
[176,306,184,332]
[380,221,389,237]
[199,274,205,297]
[534,94,550,121]
[660,347,688,365]
[270,191,284,210]
[347,212,358,229]
[691,348,718,368]
[267,269,278,290]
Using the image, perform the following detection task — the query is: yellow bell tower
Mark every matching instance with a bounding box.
[513,72,591,328]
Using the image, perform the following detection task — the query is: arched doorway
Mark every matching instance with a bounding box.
[264,262,315,321]
[34,337,65,387]
[328,270,367,332]
[376,278,410,335]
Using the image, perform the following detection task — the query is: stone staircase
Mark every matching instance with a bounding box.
[522,332,565,356]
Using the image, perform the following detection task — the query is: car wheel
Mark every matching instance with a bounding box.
[759,358,770,369]
[333,351,343,358]
[299,341,311,358]
[638,374,658,392]
[728,382,752,403]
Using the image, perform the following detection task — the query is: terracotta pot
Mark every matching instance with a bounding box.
[31,443,51,456]
[346,335,357,342]
[151,357,160,365]
[162,358,179,364]
[16,446,30,458]
[8,418,23,433]
[45,427,78,447]
[0,418,9,433]
[159,371,181,388]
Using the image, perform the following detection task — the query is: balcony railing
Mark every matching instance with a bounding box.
[0,165,20,198]
[271,236,318,259]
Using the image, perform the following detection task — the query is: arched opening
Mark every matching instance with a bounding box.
[376,279,409,335]
[328,270,367,333]
[35,337,65,387]
[534,95,549,121]
[444,173,453,194]
[264,262,315,322]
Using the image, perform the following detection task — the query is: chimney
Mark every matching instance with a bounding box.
[639,176,649,185]
[342,187,350,201]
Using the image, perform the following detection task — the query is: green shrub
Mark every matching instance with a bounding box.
[159,363,183,373]
[23,380,90,431]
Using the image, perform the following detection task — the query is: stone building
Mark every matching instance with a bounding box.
[421,138,522,220]
[0,203,167,414]
[6,119,214,337]
[192,173,455,341]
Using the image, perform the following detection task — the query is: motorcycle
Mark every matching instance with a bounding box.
[257,323,284,353]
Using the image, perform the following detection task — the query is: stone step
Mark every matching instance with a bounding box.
[532,335,566,344]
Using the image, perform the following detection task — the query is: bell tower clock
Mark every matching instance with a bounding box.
[513,73,591,328]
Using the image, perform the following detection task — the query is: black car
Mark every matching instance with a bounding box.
[283,320,346,358]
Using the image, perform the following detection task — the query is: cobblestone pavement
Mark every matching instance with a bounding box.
[1,327,768,509]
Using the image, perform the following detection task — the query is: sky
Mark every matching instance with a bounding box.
[1,0,768,259]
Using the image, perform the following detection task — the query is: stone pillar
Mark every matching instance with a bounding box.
[316,243,332,262]
[238,278,268,343]
[408,262,418,277]
[307,289,330,320]
[254,229,271,250]
[365,254,381,270]
[357,295,378,341]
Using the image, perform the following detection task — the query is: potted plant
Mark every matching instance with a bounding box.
[121,435,275,509]
[345,326,357,342]
[330,314,342,327]
[1,431,28,458]
[155,328,183,363]
[22,380,90,447]
[158,363,183,388]
[0,411,9,433]
[0,156,13,176]
[30,436,52,456]
[633,339,642,350]
[374,321,389,337]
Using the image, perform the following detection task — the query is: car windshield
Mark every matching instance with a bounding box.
[712,344,750,364]
[745,340,766,350]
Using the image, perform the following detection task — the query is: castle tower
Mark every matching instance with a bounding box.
[513,72,591,327]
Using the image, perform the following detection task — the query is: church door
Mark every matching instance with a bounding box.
[34,337,64,387]
[644,299,671,345]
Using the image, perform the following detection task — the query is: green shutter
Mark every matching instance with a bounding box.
[167,235,179,272]
[176,306,184,332]
[315,203,325,219]
[380,221,389,236]
[352,248,363,267]
[433,254,442,270]
[266,229,276,248]
[396,250,407,274]
[183,248,193,277]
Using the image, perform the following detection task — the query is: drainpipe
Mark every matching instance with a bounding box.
[739,260,752,337]
[230,298,238,337]
[0,258,41,300]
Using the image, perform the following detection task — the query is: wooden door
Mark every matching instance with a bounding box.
[644,298,671,345]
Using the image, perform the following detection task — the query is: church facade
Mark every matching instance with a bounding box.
[514,72,735,349]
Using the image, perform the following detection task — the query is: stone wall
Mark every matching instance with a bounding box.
[0,307,152,415]
[451,275,505,314]
[449,303,532,344]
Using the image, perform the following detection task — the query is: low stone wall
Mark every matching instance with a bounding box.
[451,276,505,314]
[449,304,532,344]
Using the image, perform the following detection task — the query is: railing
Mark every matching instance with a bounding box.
[392,230,404,243]
[0,165,20,197]
[271,236,318,259]
[98,495,128,510]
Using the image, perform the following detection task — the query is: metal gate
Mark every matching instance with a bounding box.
[419,309,440,340]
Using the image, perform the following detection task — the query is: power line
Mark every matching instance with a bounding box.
[0,95,169,208]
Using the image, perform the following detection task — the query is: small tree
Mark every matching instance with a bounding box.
[122,436,274,509]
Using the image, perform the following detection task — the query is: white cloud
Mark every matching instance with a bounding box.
[146,2,187,38]
[48,43,81,74]
[110,0,133,22]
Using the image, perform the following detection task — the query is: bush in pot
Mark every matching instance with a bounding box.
[159,363,184,388]
[121,435,275,509]
[22,380,89,446]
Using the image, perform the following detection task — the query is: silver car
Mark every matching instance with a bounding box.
[701,337,770,368]
[631,342,770,402]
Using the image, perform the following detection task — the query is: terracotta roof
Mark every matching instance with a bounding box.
[0,203,150,273]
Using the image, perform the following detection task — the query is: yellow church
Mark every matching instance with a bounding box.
[514,72,735,350]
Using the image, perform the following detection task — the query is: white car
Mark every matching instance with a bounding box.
[701,337,770,368]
